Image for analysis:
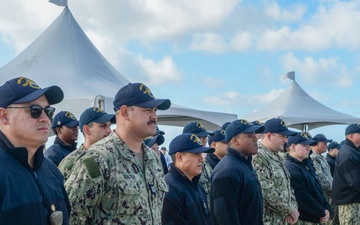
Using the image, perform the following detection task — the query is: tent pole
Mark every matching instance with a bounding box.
[302,124,308,132]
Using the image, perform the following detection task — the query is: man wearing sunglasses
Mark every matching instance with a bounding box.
[64,82,171,224]
[0,77,70,225]
[45,110,79,166]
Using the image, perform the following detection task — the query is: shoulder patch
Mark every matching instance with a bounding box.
[83,157,101,179]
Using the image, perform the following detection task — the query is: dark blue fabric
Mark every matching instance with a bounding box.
[205,153,220,169]
[211,148,263,225]
[326,154,336,177]
[162,164,212,225]
[285,154,332,223]
[0,131,70,225]
[159,152,168,174]
[333,139,360,205]
[44,137,76,166]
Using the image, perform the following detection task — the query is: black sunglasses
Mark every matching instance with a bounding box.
[6,105,56,119]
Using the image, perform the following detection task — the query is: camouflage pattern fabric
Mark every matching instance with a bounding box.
[338,203,360,225]
[253,143,298,225]
[58,144,86,181]
[199,158,213,207]
[310,153,333,198]
[64,132,168,225]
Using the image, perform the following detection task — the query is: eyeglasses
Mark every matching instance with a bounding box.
[6,105,55,119]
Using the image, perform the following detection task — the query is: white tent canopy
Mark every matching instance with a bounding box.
[243,73,360,131]
[0,7,237,131]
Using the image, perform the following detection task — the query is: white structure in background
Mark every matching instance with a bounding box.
[244,71,360,131]
[0,3,237,131]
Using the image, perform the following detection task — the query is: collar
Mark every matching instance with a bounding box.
[206,152,220,161]
[258,142,282,162]
[168,163,201,185]
[109,131,158,163]
[0,130,44,170]
[54,137,77,151]
[345,138,360,150]
[227,147,253,165]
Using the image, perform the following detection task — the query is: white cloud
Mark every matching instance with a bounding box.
[0,0,61,52]
[190,33,228,53]
[281,52,353,87]
[112,50,182,85]
[203,88,284,108]
[264,1,307,22]
[203,77,226,88]
[258,1,360,51]
[137,55,182,85]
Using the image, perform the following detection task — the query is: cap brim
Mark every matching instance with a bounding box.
[277,130,297,136]
[196,130,213,137]
[93,114,116,124]
[63,120,79,127]
[302,139,317,146]
[186,146,215,154]
[135,99,171,110]
[145,135,165,148]
[243,125,265,134]
[14,85,64,105]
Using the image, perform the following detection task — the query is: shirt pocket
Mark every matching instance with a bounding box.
[116,174,144,215]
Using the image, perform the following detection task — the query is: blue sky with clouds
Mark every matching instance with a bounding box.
[1,0,360,148]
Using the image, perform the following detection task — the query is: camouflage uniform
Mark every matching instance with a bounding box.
[199,158,213,207]
[338,203,360,225]
[58,144,86,181]
[65,132,168,225]
[310,152,333,198]
[253,143,298,225]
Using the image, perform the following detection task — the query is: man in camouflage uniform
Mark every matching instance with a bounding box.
[64,83,171,225]
[59,107,115,181]
[182,121,214,207]
[252,118,299,225]
[333,124,360,225]
[311,134,333,201]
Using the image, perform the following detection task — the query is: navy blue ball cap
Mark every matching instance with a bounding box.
[144,134,165,148]
[312,134,333,143]
[345,123,360,135]
[263,118,297,136]
[182,122,214,137]
[251,120,264,126]
[79,107,115,132]
[169,133,215,155]
[208,129,226,145]
[225,119,265,143]
[52,111,79,128]
[221,122,231,130]
[0,77,64,108]
[113,83,171,111]
[155,124,165,135]
[286,132,317,148]
[328,141,341,150]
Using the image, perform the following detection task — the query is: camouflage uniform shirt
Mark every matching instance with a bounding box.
[65,132,168,225]
[58,144,86,181]
[310,152,333,197]
[252,143,298,225]
[199,158,213,207]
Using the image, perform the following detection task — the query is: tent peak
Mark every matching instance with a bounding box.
[49,0,68,7]
[283,71,295,81]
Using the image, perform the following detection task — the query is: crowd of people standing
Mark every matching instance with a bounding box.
[0,76,359,225]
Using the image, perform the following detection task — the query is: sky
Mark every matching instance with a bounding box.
[1,0,360,148]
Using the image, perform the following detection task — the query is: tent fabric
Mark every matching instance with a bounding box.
[243,78,360,131]
[0,7,237,131]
